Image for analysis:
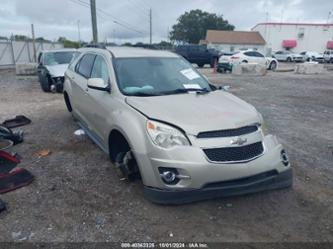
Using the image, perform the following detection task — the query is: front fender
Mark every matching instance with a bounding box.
[107,101,159,187]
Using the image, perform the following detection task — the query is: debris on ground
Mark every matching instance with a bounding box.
[2,115,31,129]
[226,203,233,208]
[35,149,51,158]
[74,129,85,136]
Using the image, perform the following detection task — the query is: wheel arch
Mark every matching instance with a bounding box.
[106,121,159,187]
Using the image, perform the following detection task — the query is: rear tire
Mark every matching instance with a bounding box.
[197,64,204,68]
[242,60,248,63]
[64,92,72,112]
[286,57,292,62]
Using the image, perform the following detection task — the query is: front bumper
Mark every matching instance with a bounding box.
[293,57,304,62]
[144,167,292,204]
[51,77,64,92]
[217,62,232,71]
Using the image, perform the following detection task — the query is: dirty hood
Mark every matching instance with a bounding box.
[126,91,261,135]
[45,64,69,77]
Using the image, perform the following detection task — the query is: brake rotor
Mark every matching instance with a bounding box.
[115,151,139,181]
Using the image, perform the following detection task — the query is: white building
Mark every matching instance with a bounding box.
[201,30,266,54]
[252,22,333,54]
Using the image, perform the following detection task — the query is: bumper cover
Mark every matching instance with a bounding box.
[144,168,292,204]
[217,62,232,71]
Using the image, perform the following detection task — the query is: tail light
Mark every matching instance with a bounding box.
[231,56,240,59]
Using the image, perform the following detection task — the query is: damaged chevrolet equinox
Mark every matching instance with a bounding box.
[63,47,292,204]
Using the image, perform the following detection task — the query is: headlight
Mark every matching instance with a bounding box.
[258,113,268,135]
[146,120,190,148]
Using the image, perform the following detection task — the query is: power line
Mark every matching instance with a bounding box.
[77,0,147,33]
[69,0,146,35]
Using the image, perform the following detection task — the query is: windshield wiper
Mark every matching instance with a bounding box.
[126,92,160,97]
[159,88,210,96]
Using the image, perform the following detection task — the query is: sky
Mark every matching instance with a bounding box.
[0,0,332,44]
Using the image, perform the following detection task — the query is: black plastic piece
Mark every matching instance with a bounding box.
[0,126,24,145]
[2,115,31,129]
[0,168,34,194]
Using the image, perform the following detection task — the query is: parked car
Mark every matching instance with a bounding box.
[323,50,333,63]
[273,50,304,62]
[218,50,278,72]
[175,45,220,68]
[63,46,292,204]
[300,51,324,63]
[37,49,79,92]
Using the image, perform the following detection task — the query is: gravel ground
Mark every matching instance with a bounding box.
[0,68,332,242]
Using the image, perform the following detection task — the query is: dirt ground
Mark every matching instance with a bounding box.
[0,68,332,243]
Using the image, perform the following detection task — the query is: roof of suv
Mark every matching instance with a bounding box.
[106,46,179,58]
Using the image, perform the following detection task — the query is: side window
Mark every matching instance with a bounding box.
[77,54,96,78]
[244,52,252,57]
[91,55,110,84]
[254,52,264,57]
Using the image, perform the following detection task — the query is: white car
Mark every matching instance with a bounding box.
[300,51,324,63]
[218,50,278,71]
[323,50,333,63]
[273,51,304,62]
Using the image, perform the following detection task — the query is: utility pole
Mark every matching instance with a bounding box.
[149,8,152,44]
[90,0,98,43]
[77,20,81,47]
[31,24,37,63]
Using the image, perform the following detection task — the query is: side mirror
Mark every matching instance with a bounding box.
[87,78,110,92]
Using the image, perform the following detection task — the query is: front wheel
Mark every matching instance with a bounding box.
[115,151,140,181]
[40,75,51,92]
[269,61,277,71]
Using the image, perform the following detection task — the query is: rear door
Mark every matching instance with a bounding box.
[274,51,284,61]
[71,53,96,128]
[243,52,255,63]
[252,51,267,65]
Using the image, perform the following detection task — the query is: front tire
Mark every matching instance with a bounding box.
[269,61,277,71]
[40,75,51,92]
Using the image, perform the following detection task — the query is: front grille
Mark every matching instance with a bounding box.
[203,142,264,163]
[197,125,258,138]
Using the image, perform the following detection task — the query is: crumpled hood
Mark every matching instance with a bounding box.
[126,91,261,135]
[45,64,69,77]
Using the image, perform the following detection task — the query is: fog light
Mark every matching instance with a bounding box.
[281,149,289,166]
[158,167,180,185]
[162,171,176,182]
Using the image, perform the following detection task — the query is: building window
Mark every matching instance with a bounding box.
[298,28,305,39]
